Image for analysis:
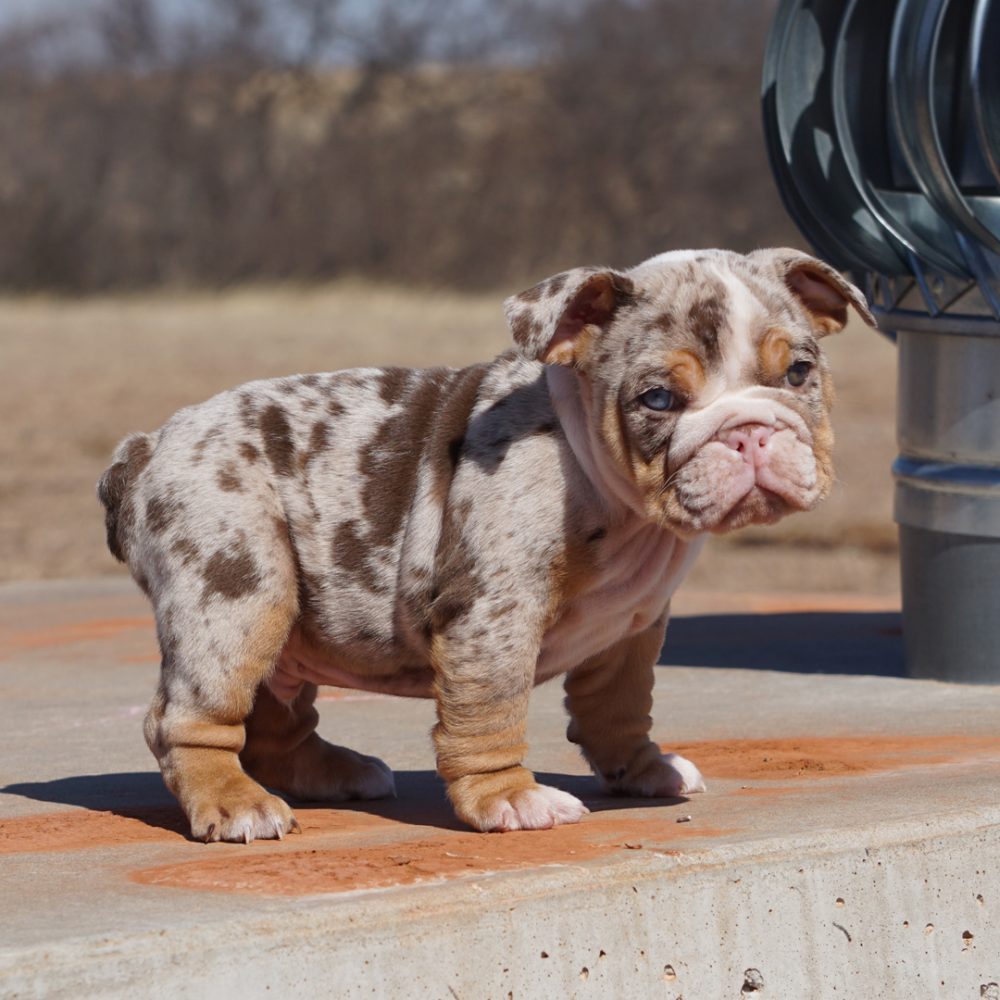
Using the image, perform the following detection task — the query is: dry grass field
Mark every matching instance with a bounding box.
[1,284,900,595]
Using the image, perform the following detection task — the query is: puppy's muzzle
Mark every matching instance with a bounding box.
[718,422,775,469]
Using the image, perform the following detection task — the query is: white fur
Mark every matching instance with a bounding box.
[537,524,703,681]
[481,785,589,832]
[660,753,707,795]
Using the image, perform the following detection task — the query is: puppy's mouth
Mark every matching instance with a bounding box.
[659,423,825,535]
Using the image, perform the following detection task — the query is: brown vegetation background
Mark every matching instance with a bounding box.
[0,0,795,292]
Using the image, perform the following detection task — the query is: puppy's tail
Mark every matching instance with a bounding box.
[96,431,157,563]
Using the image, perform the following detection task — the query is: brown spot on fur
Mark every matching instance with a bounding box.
[377,367,412,404]
[327,398,346,418]
[260,404,295,477]
[217,464,243,492]
[156,609,178,672]
[758,328,793,384]
[545,273,568,296]
[686,292,726,359]
[509,311,543,355]
[615,272,636,295]
[297,420,330,472]
[549,532,599,618]
[238,394,258,430]
[517,282,545,303]
[605,386,675,500]
[97,433,154,563]
[238,441,260,463]
[192,427,222,463]
[430,499,485,631]
[201,546,262,602]
[332,520,386,594]
[647,308,676,333]
[171,537,200,566]
[599,391,636,485]
[360,371,453,541]
[665,349,707,398]
[145,492,180,534]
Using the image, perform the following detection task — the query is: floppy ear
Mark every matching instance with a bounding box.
[504,267,636,365]
[752,248,876,335]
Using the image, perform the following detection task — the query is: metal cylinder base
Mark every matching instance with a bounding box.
[900,524,1000,683]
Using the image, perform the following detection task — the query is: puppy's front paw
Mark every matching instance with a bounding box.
[485,785,590,832]
[612,751,707,798]
[449,770,589,832]
[188,781,298,844]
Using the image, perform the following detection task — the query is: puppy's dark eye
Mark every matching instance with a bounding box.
[786,361,812,387]
[638,386,676,411]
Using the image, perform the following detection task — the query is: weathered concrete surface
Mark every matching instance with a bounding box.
[1,578,999,999]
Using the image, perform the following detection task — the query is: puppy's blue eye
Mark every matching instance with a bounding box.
[786,361,812,387]
[639,387,675,411]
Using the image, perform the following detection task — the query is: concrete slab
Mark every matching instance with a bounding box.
[1,578,999,999]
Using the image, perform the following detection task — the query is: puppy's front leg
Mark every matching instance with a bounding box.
[564,610,706,798]
[432,625,588,832]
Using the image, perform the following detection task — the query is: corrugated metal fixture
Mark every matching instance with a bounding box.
[763,0,1000,681]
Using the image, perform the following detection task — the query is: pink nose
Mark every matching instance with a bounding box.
[723,423,774,465]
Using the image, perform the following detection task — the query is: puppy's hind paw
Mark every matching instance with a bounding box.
[346,752,396,801]
[613,751,706,799]
[660,752,707,795]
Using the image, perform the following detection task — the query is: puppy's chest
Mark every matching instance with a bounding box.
[536,525,701,680]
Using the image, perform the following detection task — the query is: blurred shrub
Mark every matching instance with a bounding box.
[0,0,795,291]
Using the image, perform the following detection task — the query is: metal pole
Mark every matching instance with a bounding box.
[889,315,1000,682]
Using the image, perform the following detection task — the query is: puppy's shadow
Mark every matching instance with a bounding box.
[1,772,190,835]
[2,770,687,839]
[332,770,689,831]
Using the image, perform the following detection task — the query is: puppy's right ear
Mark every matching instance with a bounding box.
[504,267,635,366]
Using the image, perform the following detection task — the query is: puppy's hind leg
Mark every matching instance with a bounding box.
[564,612,706,799]
[144,579,300,844]
[241,681,395,803]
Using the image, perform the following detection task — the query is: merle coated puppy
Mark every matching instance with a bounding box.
[98,248,874,843]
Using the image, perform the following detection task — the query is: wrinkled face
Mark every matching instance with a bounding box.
[505,248,876,536]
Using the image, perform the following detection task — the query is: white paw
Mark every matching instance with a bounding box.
[485,785,590,832]
[662,752,707,794]
[618,752,707,798]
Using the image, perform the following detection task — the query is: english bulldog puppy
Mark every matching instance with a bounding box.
[98,248,874,842]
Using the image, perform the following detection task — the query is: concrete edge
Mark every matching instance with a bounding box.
[3,802,999,997]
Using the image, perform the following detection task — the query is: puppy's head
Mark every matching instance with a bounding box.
[505,248,876,536]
